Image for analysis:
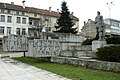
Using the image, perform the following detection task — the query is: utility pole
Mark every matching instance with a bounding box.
[106,2,114,18]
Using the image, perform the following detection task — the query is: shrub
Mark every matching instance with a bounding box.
[82,37,120,45]
[106,37,120,44]
[82,36,98,45]
[96,46,120,62]
[82,39,93,45]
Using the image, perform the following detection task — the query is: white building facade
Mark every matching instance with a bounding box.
[0,2,79,38]
[0,9,29,38]
[81,18,120,39]
[104,18,120,36]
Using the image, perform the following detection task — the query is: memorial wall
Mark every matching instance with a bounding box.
[2,35,28,52]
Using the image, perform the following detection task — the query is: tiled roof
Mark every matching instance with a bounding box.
[0,2,79,21]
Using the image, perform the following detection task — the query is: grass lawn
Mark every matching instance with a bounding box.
[14,57,120,80]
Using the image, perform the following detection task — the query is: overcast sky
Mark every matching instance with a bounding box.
[0,0,120,30]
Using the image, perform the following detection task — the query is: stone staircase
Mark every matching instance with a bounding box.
[60,45,96,59]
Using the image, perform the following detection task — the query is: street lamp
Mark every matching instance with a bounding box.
[106,2,114,18]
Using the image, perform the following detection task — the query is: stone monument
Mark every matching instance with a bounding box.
[92,11,106,51]
[2,35,28,51]
[95,11,105,40]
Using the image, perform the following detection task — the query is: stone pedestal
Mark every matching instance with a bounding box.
[92,40,106,51]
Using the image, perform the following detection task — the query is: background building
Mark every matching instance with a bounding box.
[81,18,120,39]
[104,18,120,37]
[0,2,79,38]
[81,19,96,39]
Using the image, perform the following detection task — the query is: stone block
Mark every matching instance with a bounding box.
[92,40,106,51]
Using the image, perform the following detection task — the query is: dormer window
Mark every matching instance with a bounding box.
[29,20,32,25]
[4,10,8,13]
[1,9,4,13]
[16,11,19,15]
[34,14,37,17]
[45,17,49,21]
[22,12,25,15]
[19,12,22,15]
[7,10,11,14]
[1,9,11,14]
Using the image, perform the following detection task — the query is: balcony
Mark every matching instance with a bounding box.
[42,27,51,32]
[29,25,38,28]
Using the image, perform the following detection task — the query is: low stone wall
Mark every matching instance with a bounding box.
[60,44,96,58]
[41,32,85,43]
[51,57,120,72]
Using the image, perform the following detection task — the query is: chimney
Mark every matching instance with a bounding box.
[11,2,14,5]
[49,7,51,12]
[84,21,86,25]
[88,19,91,21]
[57,9,59,13]
[88,19,91,25]
[71,12,74,15]
[22,0,25,8]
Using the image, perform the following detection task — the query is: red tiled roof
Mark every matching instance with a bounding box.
[0,2,79,21]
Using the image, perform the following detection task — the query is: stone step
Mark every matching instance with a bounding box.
[78,57,93,59]
[0,52,25,58]
[60,50,96,58]
[61,45,92,51]
[0,54,10,58]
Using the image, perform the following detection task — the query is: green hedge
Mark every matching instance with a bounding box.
[106,37,120,44]
[82,39,93,45]
[82,36,98,45]
[96,46,120,62]
[82,37,120,45]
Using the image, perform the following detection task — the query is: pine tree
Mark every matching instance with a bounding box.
[54,1,77,34]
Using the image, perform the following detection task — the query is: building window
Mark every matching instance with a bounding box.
[7,27,11,35]
[19,12,22,15]
[0,26,4,35]
[111,21,119,27]
[119,23,120,27]
[0,9,11,14]
[16,28,20,35]
[22,12,25,15]
[45,16,49,21]
[16,17,21,23]
[22,18,26,24]
[22,28,26,35]
[1,9,4,13]
[4,10,8,13]
[7,10,11,14]
[34,14,37,17]
[7,16,12,23]
[29,20,32,25]
[0,15,5,22]
[16,11,19,15]
[34,21,39,26]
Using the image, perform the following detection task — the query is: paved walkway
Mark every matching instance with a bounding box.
[0,58,71,80]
